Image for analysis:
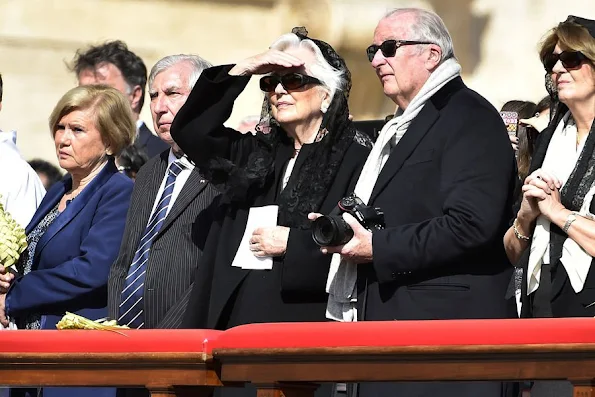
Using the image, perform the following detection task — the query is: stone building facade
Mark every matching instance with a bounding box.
[0,0,593,162]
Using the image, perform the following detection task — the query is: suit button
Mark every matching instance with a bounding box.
[391,272,397,279]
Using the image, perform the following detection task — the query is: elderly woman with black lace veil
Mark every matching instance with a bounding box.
[503,16,595,395]
[171,28,371,335]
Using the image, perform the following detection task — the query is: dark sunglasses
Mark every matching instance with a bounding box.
[543,51,589,72]
[259,73,322,92]
[366,39,434,62]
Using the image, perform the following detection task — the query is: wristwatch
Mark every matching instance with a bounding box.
[563,212,580,233]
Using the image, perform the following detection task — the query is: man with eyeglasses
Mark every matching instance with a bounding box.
[321,8,518,397]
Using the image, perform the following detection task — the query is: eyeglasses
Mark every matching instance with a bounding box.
[259,73,322,92]
[543,51,589,72]
[366,39,434,62]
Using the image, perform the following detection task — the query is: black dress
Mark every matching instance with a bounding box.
[171,65,372,330]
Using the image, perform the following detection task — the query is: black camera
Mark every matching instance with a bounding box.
[312,193,385,246]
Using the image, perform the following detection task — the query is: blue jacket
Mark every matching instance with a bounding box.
[5,159,133,329]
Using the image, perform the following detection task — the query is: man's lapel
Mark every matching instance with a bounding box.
[157,169,209,236]
[132,153,169,239]
[369,102,440,203]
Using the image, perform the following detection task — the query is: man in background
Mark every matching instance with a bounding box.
[71,40,168,158]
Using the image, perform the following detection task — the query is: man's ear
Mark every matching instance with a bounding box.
[425,44,443,71]
[130,84,143,114]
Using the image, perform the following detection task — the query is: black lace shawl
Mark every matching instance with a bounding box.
[246,27,367,229]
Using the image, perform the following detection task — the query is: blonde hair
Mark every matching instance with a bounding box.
[539,21,595,66]
[49,85,135,155]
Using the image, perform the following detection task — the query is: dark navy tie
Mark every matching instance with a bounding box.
[118,160,184,328]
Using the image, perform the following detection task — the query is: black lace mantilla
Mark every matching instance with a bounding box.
[248,26,367,229]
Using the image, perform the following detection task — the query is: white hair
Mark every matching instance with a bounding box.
[384,8,455,62]
[148,54,212,90]
[268,33,345,102]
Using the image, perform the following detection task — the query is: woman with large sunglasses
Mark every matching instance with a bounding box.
[171,27,371,337]
[503,15,595,397]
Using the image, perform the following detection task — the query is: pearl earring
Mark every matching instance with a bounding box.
[321,103,329,113]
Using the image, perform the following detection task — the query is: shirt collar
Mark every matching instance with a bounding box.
[136,120,145,131]
[167,149,194,170]
[0,130,20,155]
[0,130,17,145]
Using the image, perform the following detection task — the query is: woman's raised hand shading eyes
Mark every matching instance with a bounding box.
[228,49,305,76]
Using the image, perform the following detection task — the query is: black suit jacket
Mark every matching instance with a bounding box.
[357,77,518,397]
[361,77,517,321]
[107,150,219,329]
[136,122,169,159]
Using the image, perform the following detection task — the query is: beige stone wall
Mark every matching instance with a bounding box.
[0,0,594,164]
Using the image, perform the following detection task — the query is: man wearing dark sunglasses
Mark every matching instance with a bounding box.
[321,8,518,397]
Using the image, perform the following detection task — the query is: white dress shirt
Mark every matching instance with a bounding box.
[0,130,46,228]
[148,149,194,221]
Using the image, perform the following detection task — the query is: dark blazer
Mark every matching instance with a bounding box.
[136,122,169,159]
[5,159,132,329]
[358,78,518,397]
[107,150,219,329]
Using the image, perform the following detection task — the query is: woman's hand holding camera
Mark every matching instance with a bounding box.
[309,212,373,263]
[249,226,290,257]
[229,50,305,76]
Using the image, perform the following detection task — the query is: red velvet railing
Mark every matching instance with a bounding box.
[2,319,595,397]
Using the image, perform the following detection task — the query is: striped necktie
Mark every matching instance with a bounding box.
[118,160,184,328]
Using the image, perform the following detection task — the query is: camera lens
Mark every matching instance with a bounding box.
[312,215,354,246]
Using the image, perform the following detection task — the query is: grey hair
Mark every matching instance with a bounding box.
[385,8,455,62]
[148,54,212,90]
[268,33,345,102]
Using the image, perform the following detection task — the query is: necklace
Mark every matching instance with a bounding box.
[65,190,80,203]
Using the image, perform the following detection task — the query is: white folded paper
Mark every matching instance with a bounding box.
[231,205,279,270]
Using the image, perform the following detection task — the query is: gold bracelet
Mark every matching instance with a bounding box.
[513,218,531,242]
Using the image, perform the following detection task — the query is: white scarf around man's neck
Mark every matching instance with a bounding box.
[325,58,462,321]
